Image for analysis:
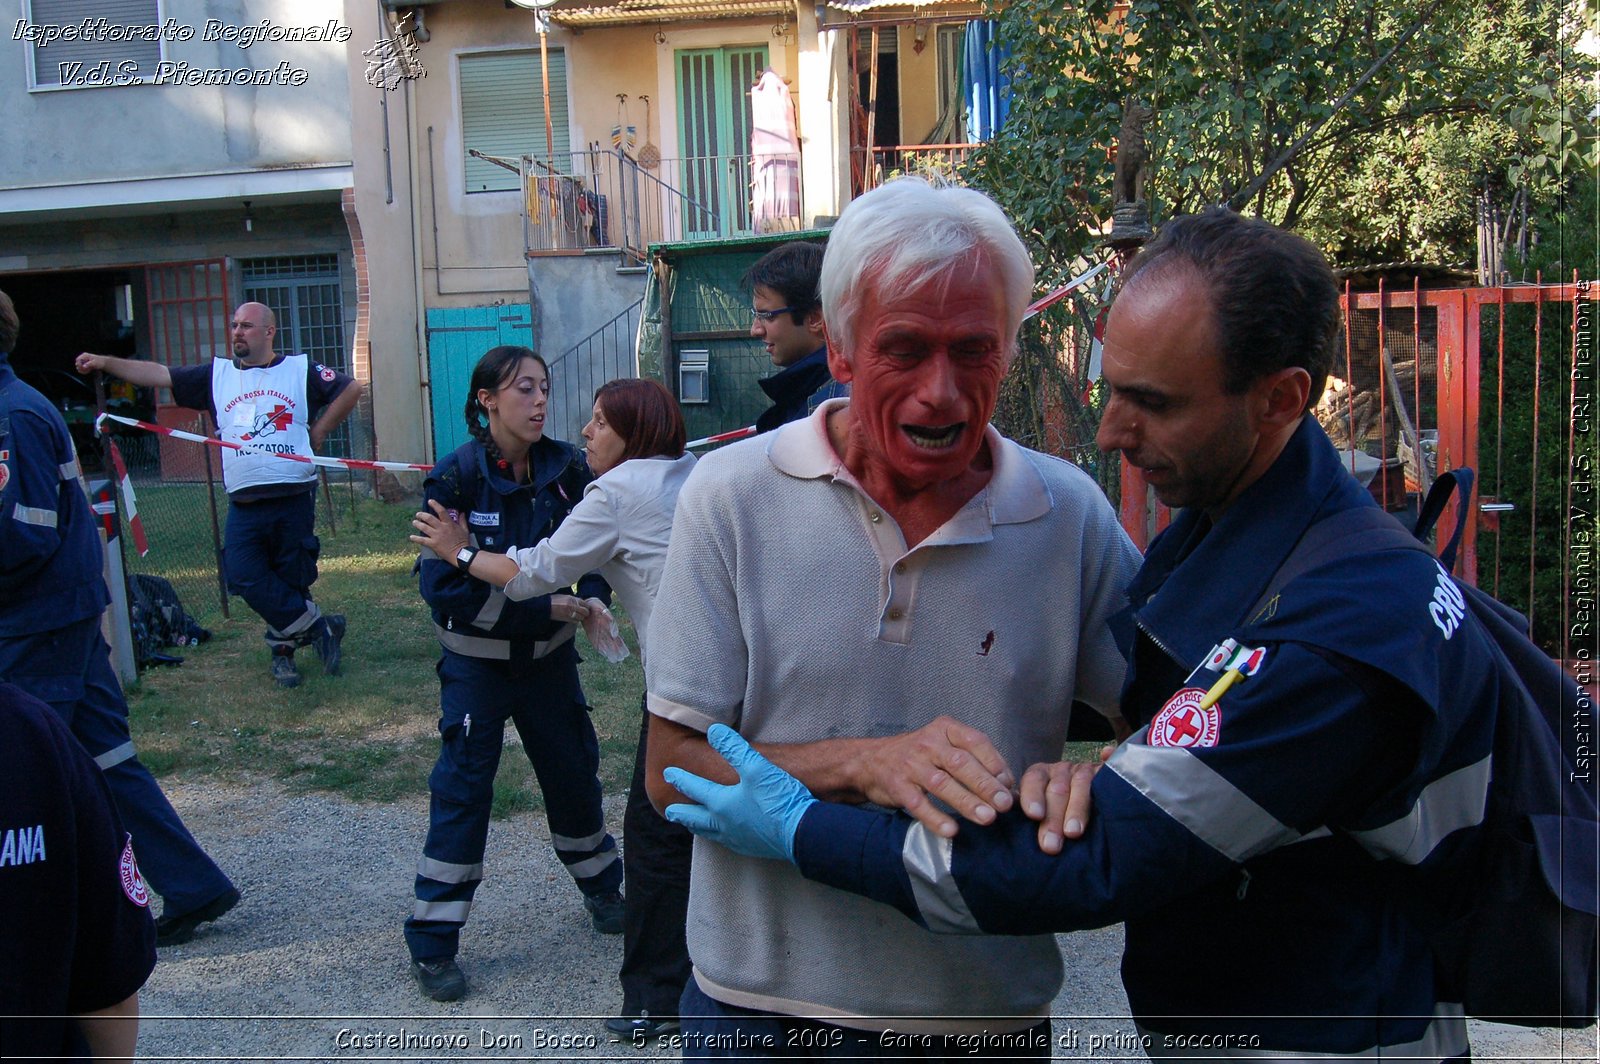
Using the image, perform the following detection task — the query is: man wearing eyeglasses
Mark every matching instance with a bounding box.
[746,241,846,433]
[77,302,361,691]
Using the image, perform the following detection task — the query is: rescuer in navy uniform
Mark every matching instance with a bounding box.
[404,346,623,1003]
[0,682,157,1062]
[1,289,238,948]
[78,301,362,689]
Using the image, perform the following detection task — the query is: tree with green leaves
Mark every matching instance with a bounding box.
[969,0,1597,278]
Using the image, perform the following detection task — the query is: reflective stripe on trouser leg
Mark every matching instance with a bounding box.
[404,652,504,962]
[74,624,234,912]
[511,648,621,897]
[223,493,321,642]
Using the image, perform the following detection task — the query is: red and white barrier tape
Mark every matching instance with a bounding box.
[103,437,149,556]
[95,412,433,472]
[1023,260,1110,320]
[687,424,758,450]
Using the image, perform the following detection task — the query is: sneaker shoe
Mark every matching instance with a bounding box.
[412,958,467,1002]
[312,614,345,676]
[603,1013,679,1042]
[583,890,626,934]
[270,653,300,688]
[156,887,240,947]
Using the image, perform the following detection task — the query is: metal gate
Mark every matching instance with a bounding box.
[1117,278,1596,660]
[242,255,352,456]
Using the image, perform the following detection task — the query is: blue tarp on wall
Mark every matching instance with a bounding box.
[964,20,1011,142]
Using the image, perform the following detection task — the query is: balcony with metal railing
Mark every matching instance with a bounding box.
[520,147,805,265]
[857,143,979,189]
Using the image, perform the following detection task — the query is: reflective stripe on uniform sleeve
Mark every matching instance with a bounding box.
[1346,755,1490,864]
[59,460,79,481]
[1108,741,1304,864]
[11,503,58,528]
[94,741,136,770]
[902,822,983,933]
[417,856,483,884]
[1134,1001,1466,1060]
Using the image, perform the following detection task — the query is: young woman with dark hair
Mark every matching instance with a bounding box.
[411,376,696,1037]
[402,347,624,1004]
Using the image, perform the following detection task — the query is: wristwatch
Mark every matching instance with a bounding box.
[455,545,477,572]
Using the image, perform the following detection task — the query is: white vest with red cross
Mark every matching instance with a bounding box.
[210,354,316,494]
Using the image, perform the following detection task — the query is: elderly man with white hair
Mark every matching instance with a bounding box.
[643,178,1140,1057]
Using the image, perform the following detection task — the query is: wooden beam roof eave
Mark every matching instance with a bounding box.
[546,0,797,28]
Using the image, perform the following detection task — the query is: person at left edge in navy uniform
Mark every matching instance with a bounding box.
[0,682,157,1064]
[0,289,239,949]
[77,301,363,689]
[747,240,846,433]
[404,346,623,1003]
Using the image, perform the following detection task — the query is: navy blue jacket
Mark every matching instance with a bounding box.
[755,347,845,433]
[796,419,1496,1060]
[419,438,608,650]
[0,682,157,1059]
[0,352,109,636]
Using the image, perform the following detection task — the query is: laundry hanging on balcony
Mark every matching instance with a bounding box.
[750,68,801,233]
[964,19,1011,142]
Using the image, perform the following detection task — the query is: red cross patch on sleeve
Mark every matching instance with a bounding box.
[1148,687,1221,748]
[119,834,151,907]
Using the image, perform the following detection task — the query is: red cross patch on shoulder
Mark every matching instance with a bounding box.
[1149,687,1221,748]
[318,366,336,382]
[119,834,150,907]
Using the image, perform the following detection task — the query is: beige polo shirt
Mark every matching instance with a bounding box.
[647,401,1141,1033]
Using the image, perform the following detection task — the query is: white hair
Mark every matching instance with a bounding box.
[819,177,1035,359]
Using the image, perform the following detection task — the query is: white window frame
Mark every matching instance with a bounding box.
[22,0,168,92]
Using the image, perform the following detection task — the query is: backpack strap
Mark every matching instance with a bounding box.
[1412,467,1475,572]
[1251,467,1480,621]
[1249,505,1427,621]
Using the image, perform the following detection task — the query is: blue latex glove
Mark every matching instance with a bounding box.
[664,723,817,863]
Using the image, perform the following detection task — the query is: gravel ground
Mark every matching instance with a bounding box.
[136,776,1595,1063]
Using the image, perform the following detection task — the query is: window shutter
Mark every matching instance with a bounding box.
[460,49,570,193]
[26,0,162,87]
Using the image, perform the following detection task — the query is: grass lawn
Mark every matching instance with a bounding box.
[124,493,644,818]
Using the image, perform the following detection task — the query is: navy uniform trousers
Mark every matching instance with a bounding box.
[0,617,235,915]
[223,490,324,649]
[404,639,621,962]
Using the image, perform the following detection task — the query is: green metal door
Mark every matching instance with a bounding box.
[675,46,767,240]
[425,304,534,459]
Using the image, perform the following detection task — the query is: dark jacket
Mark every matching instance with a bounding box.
[0,352,109,636]
[755,348,845,433]
[419,438,608,656]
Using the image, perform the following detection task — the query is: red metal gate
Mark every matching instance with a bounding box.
[144,259,230,482]
[1119,277,1596,659]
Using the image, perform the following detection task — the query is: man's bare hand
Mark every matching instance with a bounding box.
[75,352,107,375]
[849,716,1017,839]
[1018,743,1115,854]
